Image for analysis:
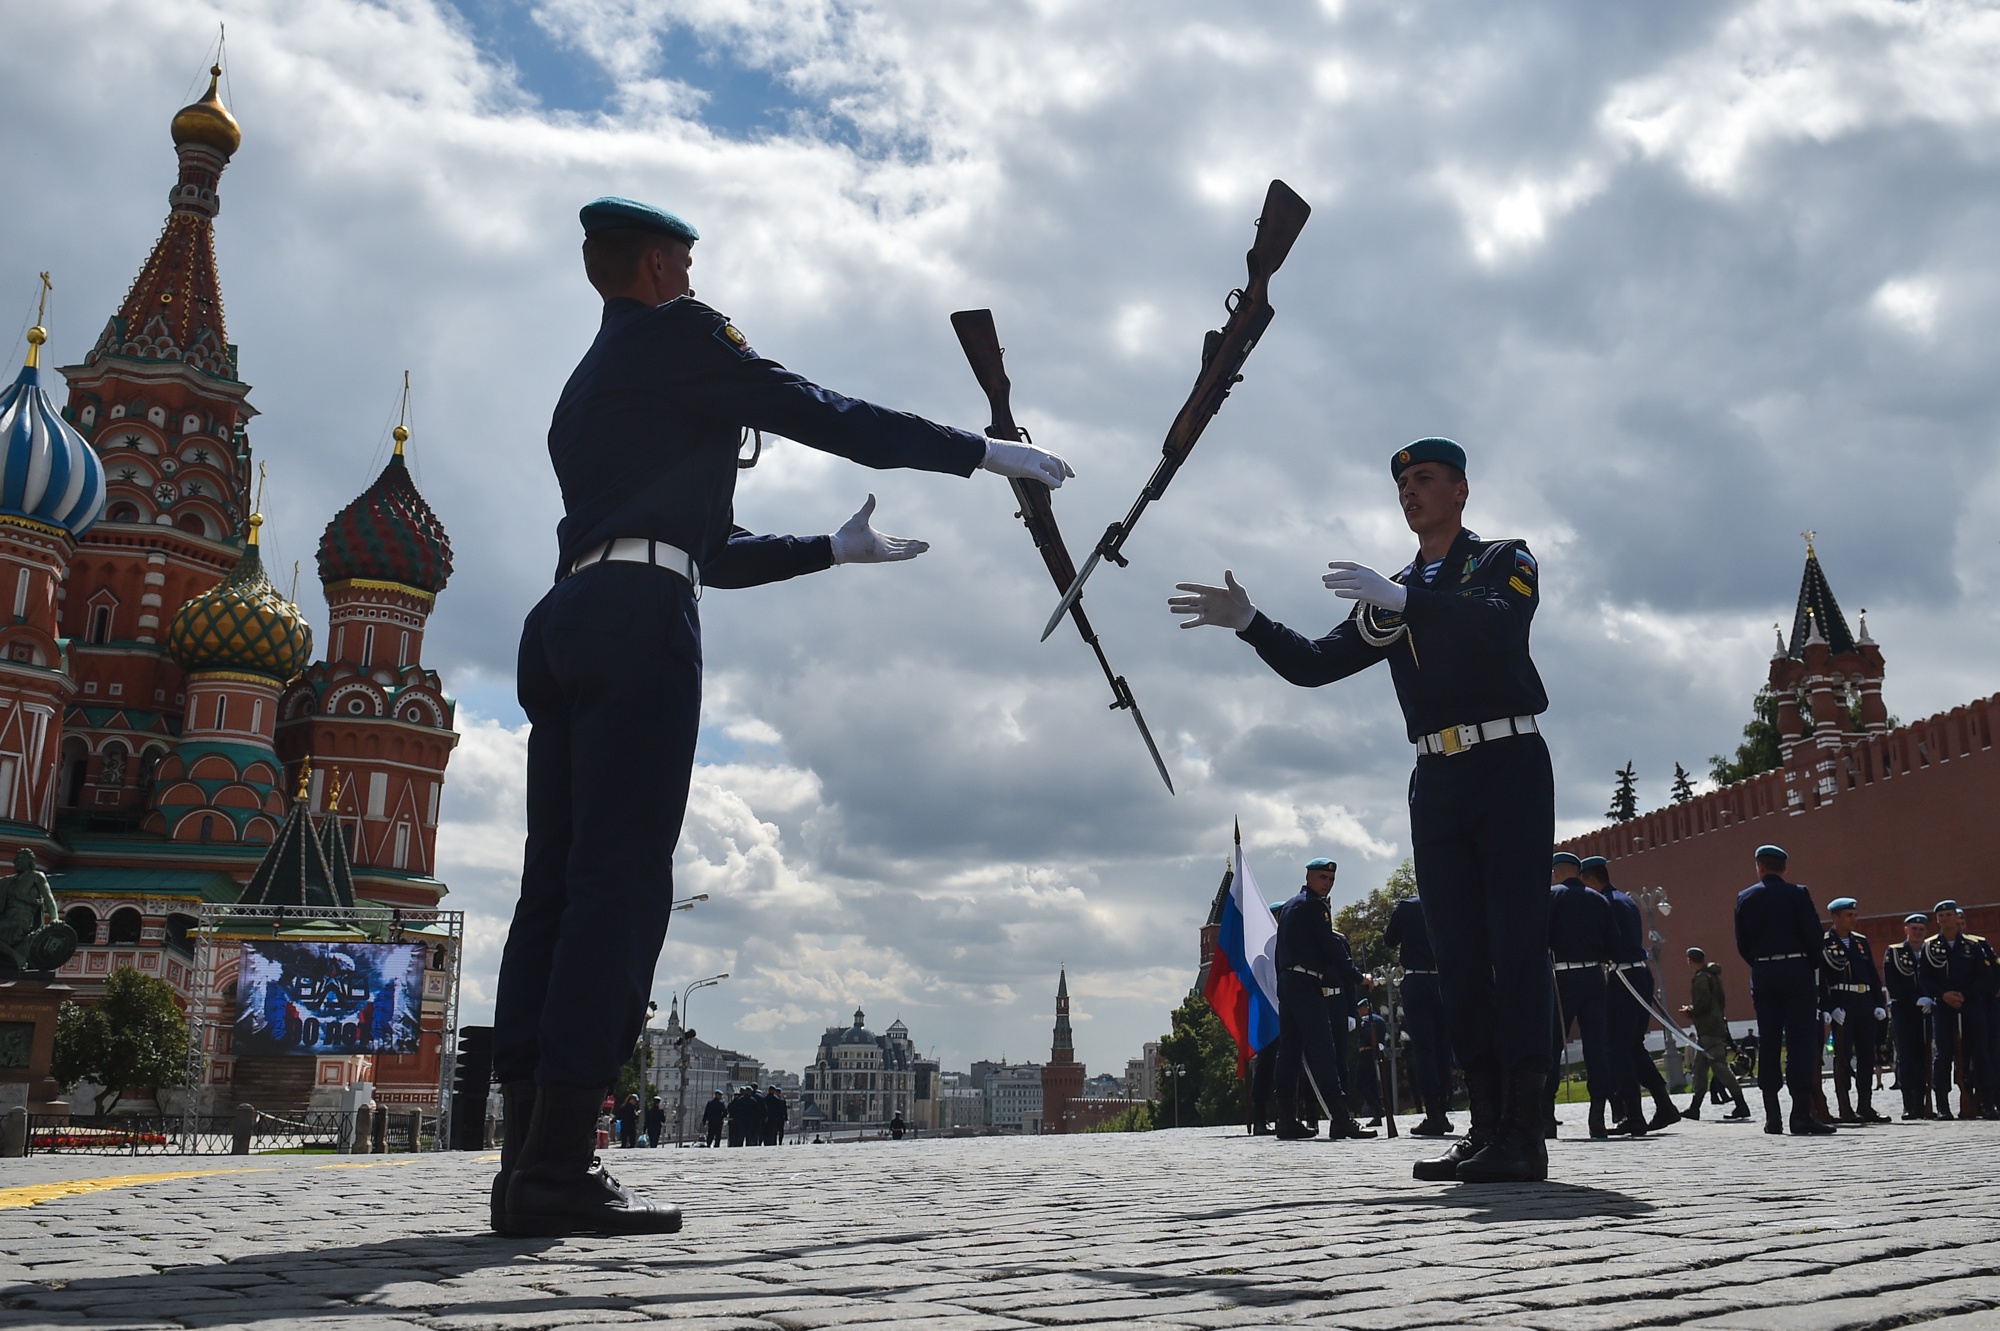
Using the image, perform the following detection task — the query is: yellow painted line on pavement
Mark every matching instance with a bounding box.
[315,1159,422,1169]
[0,1168,271,1211]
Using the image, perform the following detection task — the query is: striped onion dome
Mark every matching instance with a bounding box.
[316,424,452,593]
[0,323,106,537]
[167,515,313,683]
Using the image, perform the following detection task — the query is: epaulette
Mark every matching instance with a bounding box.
[1853,931,1869,943]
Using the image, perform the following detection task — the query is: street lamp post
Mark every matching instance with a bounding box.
[1163,1062,1187,1129]
[1378,963,1404,1121]
[1633,886,1682,1092]
[672,971,728,1147]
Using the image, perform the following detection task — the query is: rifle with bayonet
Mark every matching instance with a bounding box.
[1042,179,1311,640]
[951,308,1175,794]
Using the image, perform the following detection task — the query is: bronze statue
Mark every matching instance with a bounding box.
[0,848,76,974]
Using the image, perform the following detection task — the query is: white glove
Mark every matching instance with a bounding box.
[1347,1017,1357,1031]
[830,494,929,565]
[1168,571,1256,632]
[1919,997,1935,1012]
[1323,561,1408,612]
[1815,1011,1828,1024]
[1874,1007,1886,1021]
[981,438,1073,489]
[1831,1007,1846,1026]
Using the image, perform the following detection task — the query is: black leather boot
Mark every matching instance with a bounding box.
[1457,1070,1550,1184]
[1409,1096,1452,1136]
[1645,1091,1681,1131]
[1334,1114,1378,1139]
[489,1080,536,1236]
[1588,1097,1608,1139]
[1834,1078,1858,1124]
[1682,1090,1702,1120]
[1857,1086,1889,1124]
[1789,1077,1836,1135]
[1414,1069,1500,1182]
[1725,1088,1751,1120]
[1763,1088,1783,1134]
[506,1083,683,1236]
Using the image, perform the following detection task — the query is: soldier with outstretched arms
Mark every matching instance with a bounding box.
[1168,439,1555,1182]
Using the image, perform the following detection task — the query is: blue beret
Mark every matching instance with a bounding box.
[1904,912,1931,926]
[1685,947,1705,960]
[1578,856,1609,874]
[1551,852,1581,868]
[1827,897,1858,913]
[1391,437,1467,480]
[1305,857,1337,871]
[1934,899,1961,914]
[1755,844,1788,861]
[580,196,699,244]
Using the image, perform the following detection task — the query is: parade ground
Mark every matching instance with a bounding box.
[3,1106,1998,1331]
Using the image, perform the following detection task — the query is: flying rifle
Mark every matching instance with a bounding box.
[1042,179,1311,640]
[950,308,1175,793]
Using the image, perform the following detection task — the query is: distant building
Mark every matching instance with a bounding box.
[1083,1073,1125,1099]
[986,1062,1044,1133]
[1125,1044,1159,1102]
[934,1071,987,1131]
[801,1009,916,1127]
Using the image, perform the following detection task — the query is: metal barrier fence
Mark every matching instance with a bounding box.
[20,1107,436,1156]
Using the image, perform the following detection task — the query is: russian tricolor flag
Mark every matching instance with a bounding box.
[1204,833,1282,1069]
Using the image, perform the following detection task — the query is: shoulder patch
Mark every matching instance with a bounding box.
[713,321,757,360]
[1508,575,1534,596]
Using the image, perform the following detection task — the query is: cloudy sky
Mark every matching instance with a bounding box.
[7,0,2000,1078]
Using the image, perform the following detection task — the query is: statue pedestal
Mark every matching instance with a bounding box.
[0,979,73,1116]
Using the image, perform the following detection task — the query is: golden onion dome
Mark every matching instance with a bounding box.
[171,66,242,158]
[167,516,313,683]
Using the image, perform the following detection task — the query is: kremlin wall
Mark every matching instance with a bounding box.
[0,69,461,1112]
[1559,546,2000,1022]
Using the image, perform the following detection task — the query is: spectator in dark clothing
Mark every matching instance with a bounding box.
[701,1091,726,1147]
[763,1086,787,1146]
[727,1086,760,1146]
[643,1096,666,1147]
[618,1093,641,1149]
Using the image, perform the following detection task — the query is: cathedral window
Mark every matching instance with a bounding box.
[362,625,376,664]
[393,822,410,869]
[108,907,143,945]
[99,744,128,788]
[89,606,112,644]
[214,695,228,730]
[191,448,210,464]
[64,906,97,946]
[13,568,30,619]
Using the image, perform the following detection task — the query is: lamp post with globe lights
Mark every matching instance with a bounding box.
[1632,886,1682,1091]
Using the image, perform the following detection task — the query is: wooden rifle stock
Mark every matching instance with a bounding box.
[949,309,1174,793]
[1042,179,1310,639]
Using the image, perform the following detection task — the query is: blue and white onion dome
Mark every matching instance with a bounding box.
[0,318,105,538]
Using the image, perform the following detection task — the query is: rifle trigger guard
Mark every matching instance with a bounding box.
[1225,287,1245,314]
[737,428,763,469]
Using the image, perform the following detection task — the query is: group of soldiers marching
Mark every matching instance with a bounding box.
[1251,844,2000,1140]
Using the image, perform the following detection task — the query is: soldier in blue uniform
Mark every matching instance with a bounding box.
[1272,857,1373,1140]
[1169,438,1554,1183]
[1817,897,1888,1124]
[1919,900,1999,1120]
[1322,910,1377,1137]
[1733,846,1835,1136]
[1580,857,1678,1133]
[1881,912,1933,1119]
[492,197,1074,1236]
[1383,894,1456,1136]
[1547,852,1617,1139]
[1351,999,1388,1124]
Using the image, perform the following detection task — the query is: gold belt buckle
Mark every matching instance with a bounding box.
[1438,726,1462,755]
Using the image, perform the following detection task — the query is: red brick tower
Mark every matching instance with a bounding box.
[0,278,108,837]
[53,66,256,829]
[1769,537,1881,816]
[1040,967,1085,1133]
[274,406,458,907]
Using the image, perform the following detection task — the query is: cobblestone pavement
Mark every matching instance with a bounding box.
[3,1103,1998,1331]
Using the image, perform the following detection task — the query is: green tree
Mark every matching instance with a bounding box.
[1671,762,1696,803]
[1334,859,1418,973]
[1710,685,1784,786]
[1153,989,1243,1128]
[50,965,189,1115]
[1087,1100,1156,1132]
[615,1040,646,1103]
[1607,762,1638,823]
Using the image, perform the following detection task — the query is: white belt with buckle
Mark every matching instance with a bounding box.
[1416,714,1540,757]
[569,537,699,586]
[1758,952,1807,962]
[1832,983,1871,993]
[1616,962,1647,972]
[1554,961,1601,971]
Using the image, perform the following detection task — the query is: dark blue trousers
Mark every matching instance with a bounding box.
[1276,971,1342,1119]
[1610,966,1668,1098]
[1409,734,1554,1076]
[1750,958,1820,1106]
[1889,1001,1929,1114]
[1400,972,1454,1108]
[1931,1000,1996,1107]
[492,563,702,1087]
[1549,967,1611,1111]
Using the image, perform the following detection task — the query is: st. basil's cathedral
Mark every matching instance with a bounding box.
[0,70,460,1111]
